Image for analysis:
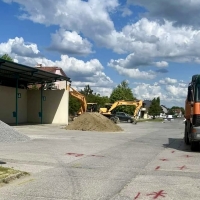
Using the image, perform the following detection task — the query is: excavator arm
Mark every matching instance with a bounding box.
[108,100,142,113]
[69,87,87,115]
[99,100,144,124]
[100,100,144,116]
[133,100,143,118]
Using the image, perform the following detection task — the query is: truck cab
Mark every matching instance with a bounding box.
[184,74,200,151]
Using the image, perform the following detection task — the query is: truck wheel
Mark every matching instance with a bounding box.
[191,142,199,151]
[184,126,190,145]
[127,119,131,123]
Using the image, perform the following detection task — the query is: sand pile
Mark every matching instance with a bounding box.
[0,120,30,143]
[66,112,123,132]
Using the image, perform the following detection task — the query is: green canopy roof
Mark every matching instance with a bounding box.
[0,58,71,85]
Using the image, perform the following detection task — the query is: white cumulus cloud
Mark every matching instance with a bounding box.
[48,29,93,55]
[128,0,200,28]
[133,80,188,107]
[159,78,178,85]
[108,56,156,80]
[3,0,119,47]
[153,61,168,68]
[0,37,40,58]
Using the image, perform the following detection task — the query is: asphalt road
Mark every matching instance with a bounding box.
[0,119,200,200]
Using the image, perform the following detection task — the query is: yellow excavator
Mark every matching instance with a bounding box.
[99,100,144,124]
[68,86,97,120]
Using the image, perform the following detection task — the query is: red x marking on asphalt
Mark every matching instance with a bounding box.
[178,165,188,170]
[155,166,161,170]
[134,192,141,199]
[147,190,167,199]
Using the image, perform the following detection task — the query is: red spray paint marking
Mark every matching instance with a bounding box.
[184,155,192,158]
[66,153,84,157]
[178,165,188,170]
[171,151,175,153]
[134,192,141,199]
[147,190,167,199]
[159,159,168,161]
[155,166,161,170]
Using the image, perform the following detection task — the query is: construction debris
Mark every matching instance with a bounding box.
[66,112,123,132]
[0,120,30,143]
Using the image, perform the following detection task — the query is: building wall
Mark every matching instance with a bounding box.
[0,86,27,124]
[0,84,69,125]
[27,89,69,124]
[27,90,41,123]
[54,80,67,90]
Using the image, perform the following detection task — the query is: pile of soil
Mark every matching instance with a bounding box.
[66,112,123,132]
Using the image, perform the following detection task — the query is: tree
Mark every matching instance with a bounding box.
[69,96,81,116]
[79,85,110,107]
[0,54,13,62]
[80,85,93,96]
[28,84,39,90]
[168,106,185,116]
[69,85,110,115]
[109,80,136,115]
[110,80,135,102]
[148,97,162,118]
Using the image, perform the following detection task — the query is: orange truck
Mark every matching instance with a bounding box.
[184,75,200,151]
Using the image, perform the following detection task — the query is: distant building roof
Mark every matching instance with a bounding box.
[35,64,67,77]
[161,105,168,113]
[143,100,152,108]
[28,65,69,90]
[161,105,168,109]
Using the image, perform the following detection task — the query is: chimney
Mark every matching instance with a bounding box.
[37,64,42,67]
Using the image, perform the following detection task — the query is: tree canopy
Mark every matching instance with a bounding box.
[0,54,13,62]
[167,106,185,115]
[109,80,136,115]
[148,97,162,117]
[110,80,135,102]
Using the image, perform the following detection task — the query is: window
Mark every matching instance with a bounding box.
[116,112,125,116]
[187,86,192,102]
[195,84,200,101]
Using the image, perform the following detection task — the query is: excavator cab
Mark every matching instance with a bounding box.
[86,103,98,112]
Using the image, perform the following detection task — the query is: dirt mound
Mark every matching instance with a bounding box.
[66,112,123,132]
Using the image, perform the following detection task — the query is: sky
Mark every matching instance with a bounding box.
[1,0,200,108]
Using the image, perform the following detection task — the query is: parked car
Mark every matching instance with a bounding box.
[114,112,134,123]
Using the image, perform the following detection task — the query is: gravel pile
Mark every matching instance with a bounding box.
[0,120,30,143]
